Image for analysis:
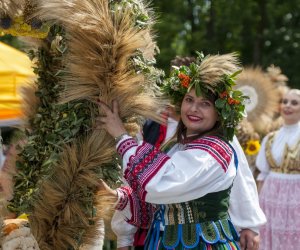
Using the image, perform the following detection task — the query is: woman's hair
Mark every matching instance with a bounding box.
[170,56,196,69]
[176,89,225,143]
[287,88,300,98]
[280,88,300,104]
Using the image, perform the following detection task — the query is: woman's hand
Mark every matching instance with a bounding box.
[96,100,127,138]
[239,229,260,250]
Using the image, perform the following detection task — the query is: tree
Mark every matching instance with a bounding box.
[152,0,299,88]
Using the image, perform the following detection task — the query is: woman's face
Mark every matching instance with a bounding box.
[280,92,300,125]
[180,88,218,136]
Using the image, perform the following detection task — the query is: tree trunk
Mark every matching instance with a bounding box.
[253,0,266,65]
[186,0,196,55]
[206,0,215,40]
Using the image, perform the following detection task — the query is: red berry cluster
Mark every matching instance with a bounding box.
[178,73,191,88]
[227,97,240,105]
[219,91,240,105]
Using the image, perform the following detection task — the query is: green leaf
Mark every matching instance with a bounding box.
[240,109,248,117]
[225,128,235,141]
[222,107,231,119]
[187,81,194,93]
[232,90,243,98]
[41,153,59,167]
[195,51,205,61]
[225,103,231,112]
[189,63,198,75]
[215,98,226,108]
[195,81,202,96]
[230,69,242,78]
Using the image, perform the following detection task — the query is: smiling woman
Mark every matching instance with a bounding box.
[96,53,266,250]
[256,88,300,250]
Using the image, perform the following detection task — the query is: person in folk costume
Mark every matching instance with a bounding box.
[96,53,266,250]
[100,56,266,250]
[256,89,300,250]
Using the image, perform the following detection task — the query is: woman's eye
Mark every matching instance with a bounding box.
[185,97,193,102]
[201,101,211,106]
[291,100,299,106]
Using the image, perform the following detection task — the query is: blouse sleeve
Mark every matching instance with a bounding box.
[228,137,267,234]
[255,135,271,181]
[115,185,156,228]
[117,135,237,204]
[112,185,157,248]
[111,209,137,248]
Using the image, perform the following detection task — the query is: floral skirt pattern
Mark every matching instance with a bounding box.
[259,172,300,250]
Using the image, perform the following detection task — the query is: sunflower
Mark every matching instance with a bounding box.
[245,140,261,155]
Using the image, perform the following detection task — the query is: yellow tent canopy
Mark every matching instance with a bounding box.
[0,41,35,126]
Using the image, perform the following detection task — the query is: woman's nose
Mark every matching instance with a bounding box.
[191,103,197,111]
[190,103,198,112]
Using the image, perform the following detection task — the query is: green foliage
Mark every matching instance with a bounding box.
[110,0,154,28]
[8,26,84,213]
[261,0,300,87]
[132,50,165,85]
[152,0,299,88]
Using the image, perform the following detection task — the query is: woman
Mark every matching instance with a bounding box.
[256,89,300,250]
[97,53,264,249]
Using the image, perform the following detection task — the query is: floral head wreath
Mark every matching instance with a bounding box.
[162,52,249,141]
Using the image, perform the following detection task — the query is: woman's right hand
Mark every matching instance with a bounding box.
[239,229,260,250]
[95,100,127,138]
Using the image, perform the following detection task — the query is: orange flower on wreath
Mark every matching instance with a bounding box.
[228,97,240,105]
[178,73,190,88]
[219,91,228,99]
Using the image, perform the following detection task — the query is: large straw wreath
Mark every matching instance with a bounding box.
[1,0,165,249]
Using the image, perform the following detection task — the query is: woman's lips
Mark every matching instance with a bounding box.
[187,115,202,121]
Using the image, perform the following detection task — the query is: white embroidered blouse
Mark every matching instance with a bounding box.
[112,135,266,247]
